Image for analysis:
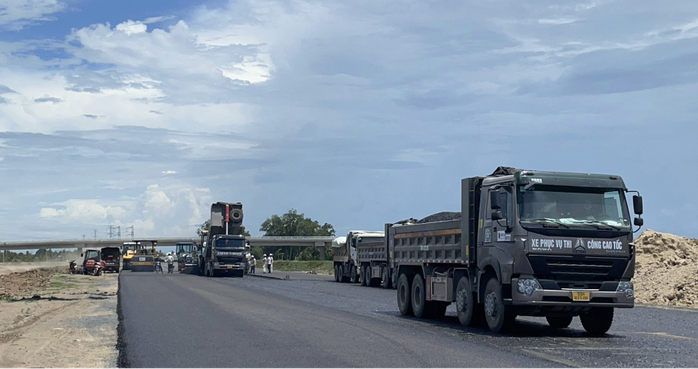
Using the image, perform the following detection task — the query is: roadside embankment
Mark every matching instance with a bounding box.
[0,264,118,367]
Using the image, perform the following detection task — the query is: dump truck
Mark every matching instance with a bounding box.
[197,202,247,277]
[388,166,644,335]
[332,230,384,284]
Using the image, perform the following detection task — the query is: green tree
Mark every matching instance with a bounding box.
[259,209,335,260]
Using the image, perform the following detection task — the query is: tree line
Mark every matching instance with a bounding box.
[0,248,80,263]
[196,208,335,261]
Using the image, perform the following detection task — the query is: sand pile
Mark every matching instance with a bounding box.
[634,229,698,307]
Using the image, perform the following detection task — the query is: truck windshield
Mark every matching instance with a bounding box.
[176,244,195,253]
[518,186,631,227]
[215,239,245,249]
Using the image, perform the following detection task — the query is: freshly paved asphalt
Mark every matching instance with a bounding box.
[119,269,698,368]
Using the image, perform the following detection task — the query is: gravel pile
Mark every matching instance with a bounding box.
[417,211,461,223]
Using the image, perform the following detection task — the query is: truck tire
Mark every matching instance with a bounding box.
[334,266,340,282]
[397,273,413,316]
[580,307,614,335]
[546,316,573,329]
[483,277,516,333]
[381,267,391,289]
[456,276,474,326]
[411,274,427,318]
[360,266,367,286]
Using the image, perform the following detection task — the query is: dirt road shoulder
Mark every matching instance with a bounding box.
[0,266,118,368]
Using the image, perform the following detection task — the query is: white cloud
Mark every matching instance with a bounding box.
[161,170,177,175]
[39,199,127,223]
[0,0,65,31]
[115,20,148,35]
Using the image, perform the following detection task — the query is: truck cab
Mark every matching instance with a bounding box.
[204,234,247,277]
[176,242,196,271]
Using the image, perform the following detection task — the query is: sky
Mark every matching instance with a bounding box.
[0,0,697,241]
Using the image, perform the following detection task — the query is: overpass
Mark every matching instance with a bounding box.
[0,236,335,252]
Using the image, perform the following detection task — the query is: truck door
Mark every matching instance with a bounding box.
[478,185,514,246]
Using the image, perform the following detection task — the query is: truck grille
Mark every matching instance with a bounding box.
[528,256,628,288]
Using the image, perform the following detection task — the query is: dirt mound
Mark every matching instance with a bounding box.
[634,229,698,307]
[0,268,60,296]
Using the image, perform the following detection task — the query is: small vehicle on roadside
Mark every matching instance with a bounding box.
[81,248,104,276]
[100,246,121,273]
[69,260,77,274]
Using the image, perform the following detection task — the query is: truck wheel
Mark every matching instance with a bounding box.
[381,267,391,289]
[350,266,359,283]
[546,316,573,329]
[334,266,340,282]
[397,273,413,316]
[411,274,427,318]
[456,276,474,326]
[483,277,516,333]
[580,308,614,335]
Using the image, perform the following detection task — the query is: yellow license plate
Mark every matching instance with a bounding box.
[572,291,590,301]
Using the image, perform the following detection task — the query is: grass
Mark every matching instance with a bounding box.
[0,293,13,302]
[48,281,77,289]
[258,260,333,275]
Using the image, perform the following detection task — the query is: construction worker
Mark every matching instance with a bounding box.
[166,252,175,273]
[262,254,268,273]
[249,254,256,274]
[267,253,273,273]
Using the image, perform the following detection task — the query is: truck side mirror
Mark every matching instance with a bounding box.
[490,191,500,210]
[491,210,503,220]
[634,217,644,226]
[633,195,643,215]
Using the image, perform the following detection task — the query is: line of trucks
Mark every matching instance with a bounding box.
[333,166,644,335]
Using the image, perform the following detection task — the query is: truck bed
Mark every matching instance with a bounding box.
[356,238,386,263]
[390,219,470,265]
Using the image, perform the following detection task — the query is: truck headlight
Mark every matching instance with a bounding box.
[517,278,542,296]
[213,262,220,267]
[616,281,634,298]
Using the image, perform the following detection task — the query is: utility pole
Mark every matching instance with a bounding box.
[108,225,114,239]
[117,226,121,239]
[126,225,134,239]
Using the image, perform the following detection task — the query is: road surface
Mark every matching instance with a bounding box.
[119,270,698,367]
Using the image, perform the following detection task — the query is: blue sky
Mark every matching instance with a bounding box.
[0,0,697,241]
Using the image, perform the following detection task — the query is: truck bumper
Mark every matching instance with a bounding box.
[214,264,244,271]
[510,278,634,308]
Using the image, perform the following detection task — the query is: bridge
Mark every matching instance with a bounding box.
[0,236,335,251]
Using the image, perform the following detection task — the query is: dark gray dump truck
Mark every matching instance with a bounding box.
[197,202,247,277]
[388,166,644,334]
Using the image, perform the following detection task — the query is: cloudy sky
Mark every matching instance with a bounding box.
[0,0,696,241]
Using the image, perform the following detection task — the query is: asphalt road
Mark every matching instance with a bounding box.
[119,269,698,368]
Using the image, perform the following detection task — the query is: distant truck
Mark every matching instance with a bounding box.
[176,242,197,271]
[197,202,247,277]
[387,167,644,335]
[332,230,385,284]
[101,247,121,273]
